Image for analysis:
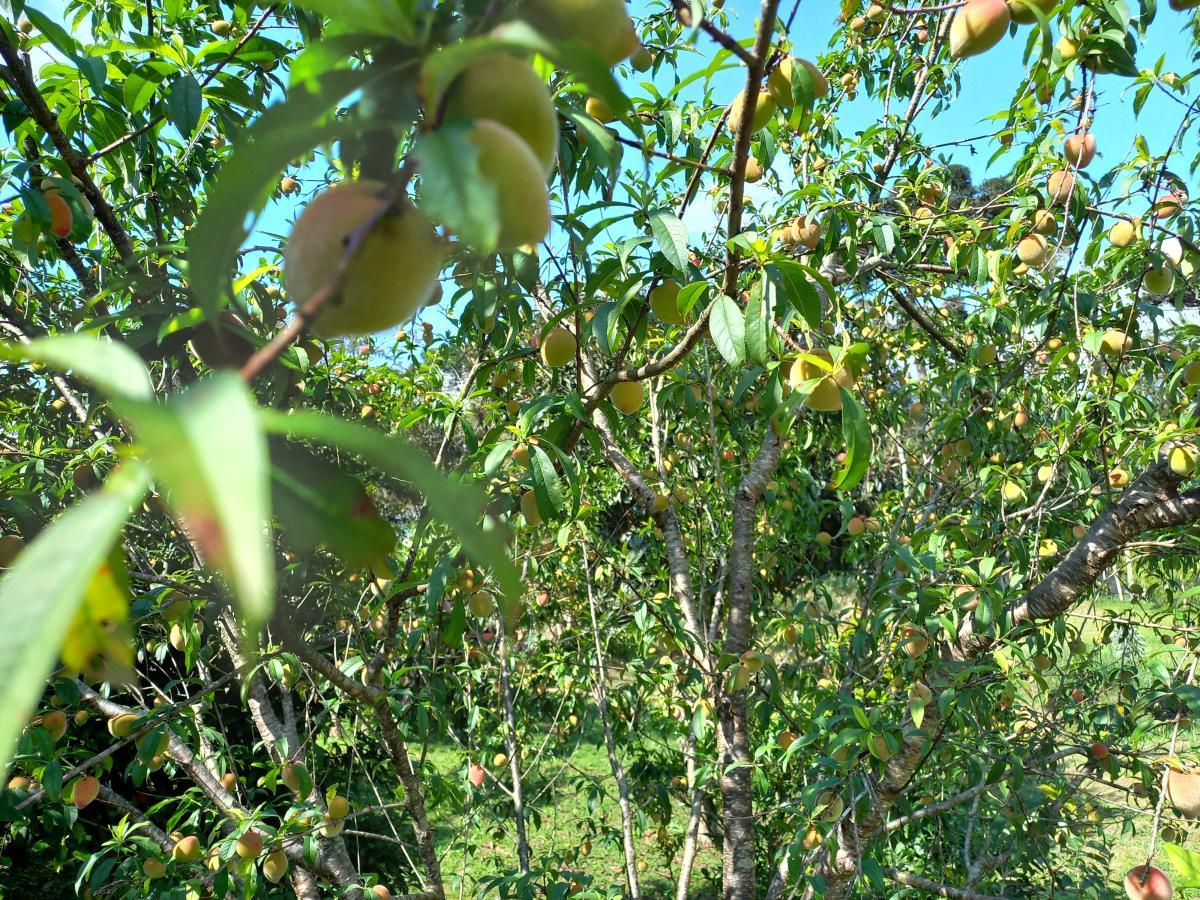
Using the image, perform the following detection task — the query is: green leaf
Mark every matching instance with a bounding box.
[567,110,620,170]
[1175,684,1200,715]
[649,210,689,273]
[414,123,500,252]
[187,68,371,321]
[832,389,870,491]
[293,0,417,39]
[116,374,274,632]
[744,277,773,366]
[788,58,817,112]
[20,6,78,59]
[861,858,885,893]
[270,443,396,572]
[1012,0,1055,59]
[710,294,746,366]
[0,335,153,400]
[20,7,103,91]
[1164,842,1200,888]
[259,409,519,603]
[676,281,710,317]
[528,444,564,520]
[168,74,203,137]
[0,463,150,779]
[767,260,821,331]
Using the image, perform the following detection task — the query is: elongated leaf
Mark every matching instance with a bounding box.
[259,409,519,602]
[0,335,153,400]
[831,389,871,491]
[168,74,203,137]
[293,0,417,39]
[649,210,689,273]
[710,293,746,366]
[767,260,821,331]
[528,444,564,519]
[746,273,776,365]
[676,281,710,317]
[1164,843,1200,888]
[187,68,371,320]
[270,442,396,571]
[414,124,500,252]
[117,374,274,631]
[20,6,79,59]
[0,463,150,779]
[567,110,620,170]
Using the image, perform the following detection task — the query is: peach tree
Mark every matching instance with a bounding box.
[2,0,1200,898]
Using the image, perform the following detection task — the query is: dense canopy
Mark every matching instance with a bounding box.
[2,0,1200,898]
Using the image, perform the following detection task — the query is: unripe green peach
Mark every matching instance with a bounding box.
[649,281,685,324]
[235,831,263,859]
[1108,218,1141,247]
[1170,445,1198,477]
[263,849,289,883]
[1007,0,1054,24]
[631,46,654,72]
[469,590,494,616]
[585,96,614,123]
[610,381,645,415]
[520,0,638,65]
[443,53,559,174]
[521,491,542,526]
[767,57,829,108]
[107,712,139,738]
[789,349,854,412]
[1100,328,1132,356]
[1144,266,1175,296]
[540,327,577,367]
[950,0,1011,58]
[143,857,166,879]
[284,181,445,338]
[320,816,345,838]
[727,89,775,134]
[466,120,551,251]
[0,534,25,567]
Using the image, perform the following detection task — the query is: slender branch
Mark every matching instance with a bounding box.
[671,1,757,65]
[84,5,281,164]
[883,869,1009,899]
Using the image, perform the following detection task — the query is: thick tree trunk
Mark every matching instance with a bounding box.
[717,429,783,898]
[716,684,757,899]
